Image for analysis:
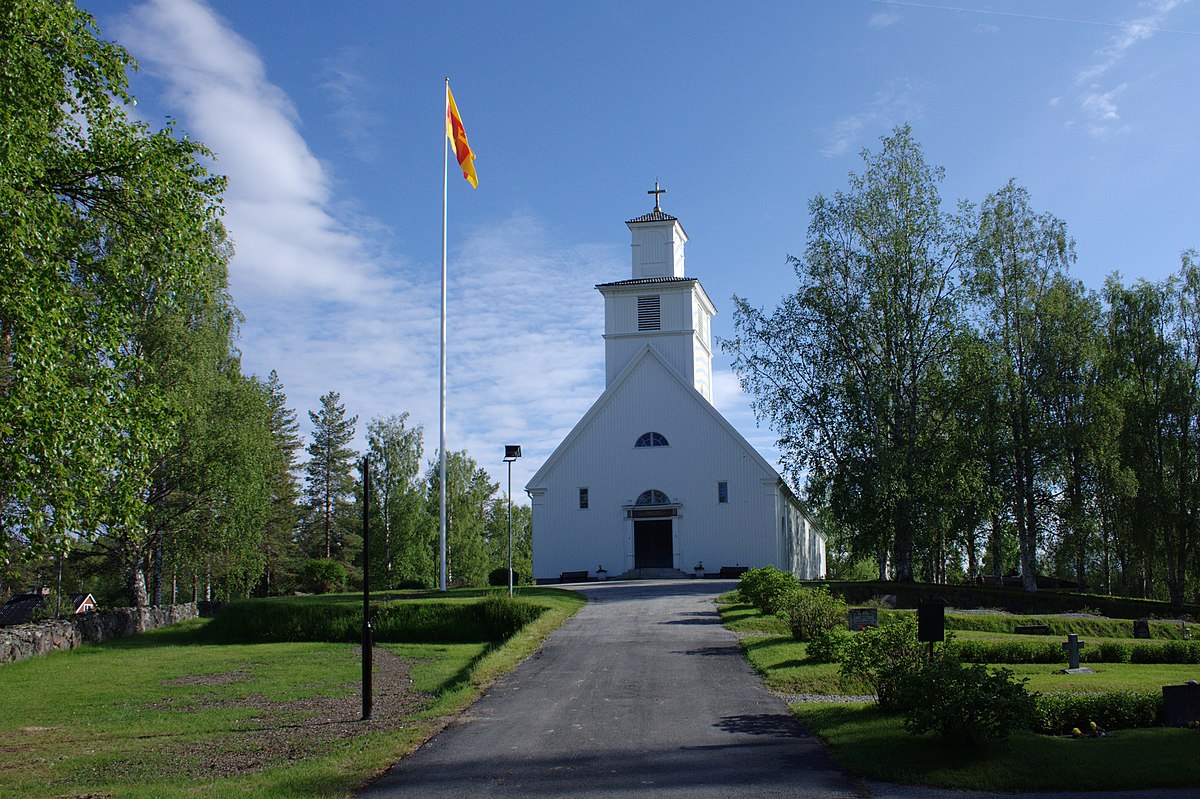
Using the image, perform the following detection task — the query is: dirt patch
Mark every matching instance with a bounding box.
[162,669,252,687]
[130,647,427,780]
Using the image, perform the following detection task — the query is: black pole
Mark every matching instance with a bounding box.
[362,455,373,721]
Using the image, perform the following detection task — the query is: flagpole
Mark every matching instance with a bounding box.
[439,77,449,593]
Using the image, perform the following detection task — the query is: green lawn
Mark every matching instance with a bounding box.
[0,587,585,798]
[793,703,1200,792]
[721,596,1200,791]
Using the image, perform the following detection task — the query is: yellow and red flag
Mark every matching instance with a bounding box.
[445,86,477,188]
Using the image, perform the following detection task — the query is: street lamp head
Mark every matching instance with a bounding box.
[504,444,522,462]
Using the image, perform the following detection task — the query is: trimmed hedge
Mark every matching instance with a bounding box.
[951,638,1200,665]
[943,613,1195,640]
[203,594,544,644]
[1033,691,1163,734]
[814,580,1200,620]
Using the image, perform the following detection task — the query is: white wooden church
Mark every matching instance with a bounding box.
[525,189,826,582]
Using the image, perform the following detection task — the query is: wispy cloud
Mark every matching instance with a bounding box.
[868,10,901,28]
[115,0,616,491]
[1076,0,1184,84]
[1071,0,1187,137]
[319,54,382,162]
[819,79,922,158]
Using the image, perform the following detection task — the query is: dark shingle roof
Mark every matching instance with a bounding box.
[0,597,42,626]
[626,209,678,224]
[0,593,94,626]
[595,277,696,288]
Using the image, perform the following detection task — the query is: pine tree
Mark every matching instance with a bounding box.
[303,392,358,561]
[259,371,303,594]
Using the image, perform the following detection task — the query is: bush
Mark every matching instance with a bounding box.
[488,567,520,587]
[778,586,848,641]
[1131,640,1200,664]
[951,639,1064,664]
[1033,691,1163,734]
[205,595,545,644]
[299,559,347,594]
[952,638,1200,665]
[475,593,543,640]
[737,566,800,615]
[806,627,850,663]
[839,616,924,709]
[1098,641,1132,663]
[896,651,1034,745]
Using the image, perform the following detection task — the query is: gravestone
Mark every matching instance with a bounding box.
[1162,683,1200,726]
[1061,633,1092,673]
[847,608,878,631]
[1133,618,1152,639]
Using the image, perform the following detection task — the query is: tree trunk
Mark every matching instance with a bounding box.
[127,558,149,611]
[892,499,914,582]
[152,531,164,606]
[989,514,1004,582]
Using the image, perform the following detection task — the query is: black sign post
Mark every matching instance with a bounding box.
[361,456,372,721]
[918,596,945,660]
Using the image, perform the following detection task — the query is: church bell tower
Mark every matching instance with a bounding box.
[596,185,717,402]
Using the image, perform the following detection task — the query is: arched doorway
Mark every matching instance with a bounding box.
[632,489,675,569]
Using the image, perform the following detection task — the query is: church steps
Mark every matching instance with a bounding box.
[612,568,691,581]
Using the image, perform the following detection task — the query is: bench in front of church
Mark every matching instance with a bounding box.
[559,570,591,583]
[718,566,749,579]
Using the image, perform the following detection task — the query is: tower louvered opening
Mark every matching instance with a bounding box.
[637,295,661,331]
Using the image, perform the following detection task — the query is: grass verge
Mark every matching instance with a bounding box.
[723,595,1200,791]
[0,587,585,798]
[793,703,1200,792]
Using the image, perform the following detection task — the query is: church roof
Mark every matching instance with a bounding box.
[595,276,696,288]
[626,209,678,224]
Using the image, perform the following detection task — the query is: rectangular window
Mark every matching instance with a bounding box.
[579,487,589,509]
[718,481,729,503]
[637,295,661,331]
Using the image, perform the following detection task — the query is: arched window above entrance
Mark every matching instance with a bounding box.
[635,489,671,506]
[635,431,669,448]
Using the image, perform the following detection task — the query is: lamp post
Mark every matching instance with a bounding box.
[503,445,522,597]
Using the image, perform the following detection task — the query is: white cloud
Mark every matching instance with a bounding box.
[1075,0,1183,85]
[115,0,616,492]
[819,79,922,158]
[1069,0,1186,137]
[868,10,900,28]
[319,54,382,162]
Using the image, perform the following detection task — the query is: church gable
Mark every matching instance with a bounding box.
[526,345,776,492]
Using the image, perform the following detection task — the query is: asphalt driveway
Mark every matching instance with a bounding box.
[357,580,1200,799]
[357,579,861,798]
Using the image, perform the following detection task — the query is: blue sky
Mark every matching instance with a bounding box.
[95,0,1200,495]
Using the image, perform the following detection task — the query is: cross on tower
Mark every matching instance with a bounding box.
[647,182,666,211]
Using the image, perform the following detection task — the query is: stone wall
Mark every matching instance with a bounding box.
[0,603,199,665]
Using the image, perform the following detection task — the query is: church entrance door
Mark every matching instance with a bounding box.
[634,519,673,568]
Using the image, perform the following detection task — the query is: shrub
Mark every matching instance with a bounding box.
[737,566,800,615]
[839,616,924,709]
[204,596,546,644]
[1098,641,1132,663]
[896,651,1034,745]
[806,627,850,663]
[778,586,848,641]
[1131,640,1200,664]
[475,593,543,640]
[488,567,520,587]
[951,639,1064,664]
[1033,691,1163,734]
[299,559,347,594]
